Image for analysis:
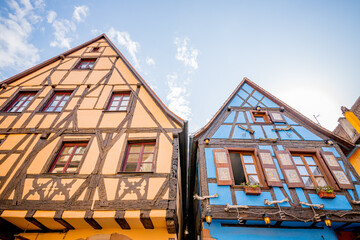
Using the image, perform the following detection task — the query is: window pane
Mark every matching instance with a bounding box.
[140,163,152,172]
[53,167,63,173]
[304,156,316,165]
[113,96,121,100]
[310,166,322,176]
[109,106,117,111]
[126,154,139,162]
[119,107,127,111]
[45,107,54,112]
[316,177,327,187]
[58,155,69,163]
[120,101,129,106]
[296,166,308,175]
[63,147,74,154]
[245,164,257,174]
[129,145,141,153]
[142,154,153,163]
[71,155,82,163]
[75,147,86,154]
[242,155,253,163]
[293,156,302,165]
[143,145,155,153]
[123,96,130,101]
[18,107,25,112]
[302,176,314,187]
[66,167,77,173]
[124,163,137,172]
[248,175,259,184]
[55,107,62,112]
[50,100,59,106]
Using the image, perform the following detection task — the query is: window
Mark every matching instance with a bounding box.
[250,111,271,124]
[48,142,87,173]
[5,92,36,112]
[75,59,96,69]
[292,153,328,188]
[91,47,100,53]
[229,151,262,185]
[121,142,155,172]
[42,92,71,112]
[106,93,130,111]
[213,149,282,186]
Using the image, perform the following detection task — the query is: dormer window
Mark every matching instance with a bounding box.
[91,47,100,53]
[75,59,96,70]
[250,111,271,124]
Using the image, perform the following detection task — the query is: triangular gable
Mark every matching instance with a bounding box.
[195,78,353,150]
[229,82,279,108]
[1,34,184,127]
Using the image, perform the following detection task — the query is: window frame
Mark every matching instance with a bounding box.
[75,58,97,70]
[105,92,131,112]
[120,141,156,173]
[225,148,267,187]
[250,110,272,124]
[48,142,88,174]
[286,148,338,190]
[4,91,36,113]
[41,91,72,113]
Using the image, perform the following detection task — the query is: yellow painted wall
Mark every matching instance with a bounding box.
[349,148,360,176]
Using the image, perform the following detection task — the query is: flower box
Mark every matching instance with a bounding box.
[244,186,261,195]
[317,191,335,199]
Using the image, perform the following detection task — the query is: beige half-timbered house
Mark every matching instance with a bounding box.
[0,34,187,240]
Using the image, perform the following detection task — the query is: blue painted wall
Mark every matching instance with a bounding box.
[205,220,338,240]
[309,194,352,210]
[208,183,232,205]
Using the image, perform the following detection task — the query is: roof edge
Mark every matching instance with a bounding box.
[193,77,354,149]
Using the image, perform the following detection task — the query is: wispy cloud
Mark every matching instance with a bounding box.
[146,57,155,66]
[166,73,191,119]
[72,5,89,23]
[166,37,199,120]
[108,28,141,69]
[0,0,43,71]
[48,5,89,49]
[174,37,199,70]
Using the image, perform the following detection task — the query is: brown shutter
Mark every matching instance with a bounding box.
[257,149,283,187]
[213,149,234,185]
[275,150,304,188]
[320,151,354,189]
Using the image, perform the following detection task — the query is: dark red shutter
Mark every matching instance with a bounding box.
[257,149,282,187]
[275,150,304,188]
[320,151,354,189]
[213,149,234,185]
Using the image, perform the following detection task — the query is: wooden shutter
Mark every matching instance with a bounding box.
[320,151,354,189]
[213,149,234,185]
[275,150,304,188]
[257,149,282,187]
[269,112,286,123]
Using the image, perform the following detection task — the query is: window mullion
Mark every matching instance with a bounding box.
[137,144,145,172]
[302,155,317,188]
[63,146,77,173]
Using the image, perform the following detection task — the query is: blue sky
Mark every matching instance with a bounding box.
[1,0,360,133]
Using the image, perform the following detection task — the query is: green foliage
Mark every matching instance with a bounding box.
[240,182,260,188]
[315,186,333,193]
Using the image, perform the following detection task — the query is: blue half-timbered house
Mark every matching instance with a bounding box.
[188,78,360,240]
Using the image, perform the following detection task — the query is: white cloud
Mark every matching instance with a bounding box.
[72,5,89,23]
[166,73,191,120]
[48,5,89,49]
[146,57,155,66]
[108,28,141,69]
[174,37,199,70]
[0,0,43,70]
[47,10,56,23]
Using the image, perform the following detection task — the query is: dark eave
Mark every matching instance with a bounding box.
[193,77,354,150]
[1,34,184,127]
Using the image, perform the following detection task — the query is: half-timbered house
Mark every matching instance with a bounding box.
[334,98,360,176]
[188,78,360,240]
[0,34,187,240]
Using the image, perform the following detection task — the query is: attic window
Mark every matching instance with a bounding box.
[250,111,271,124]
[91,47,100,53]
[75,59,96,70]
